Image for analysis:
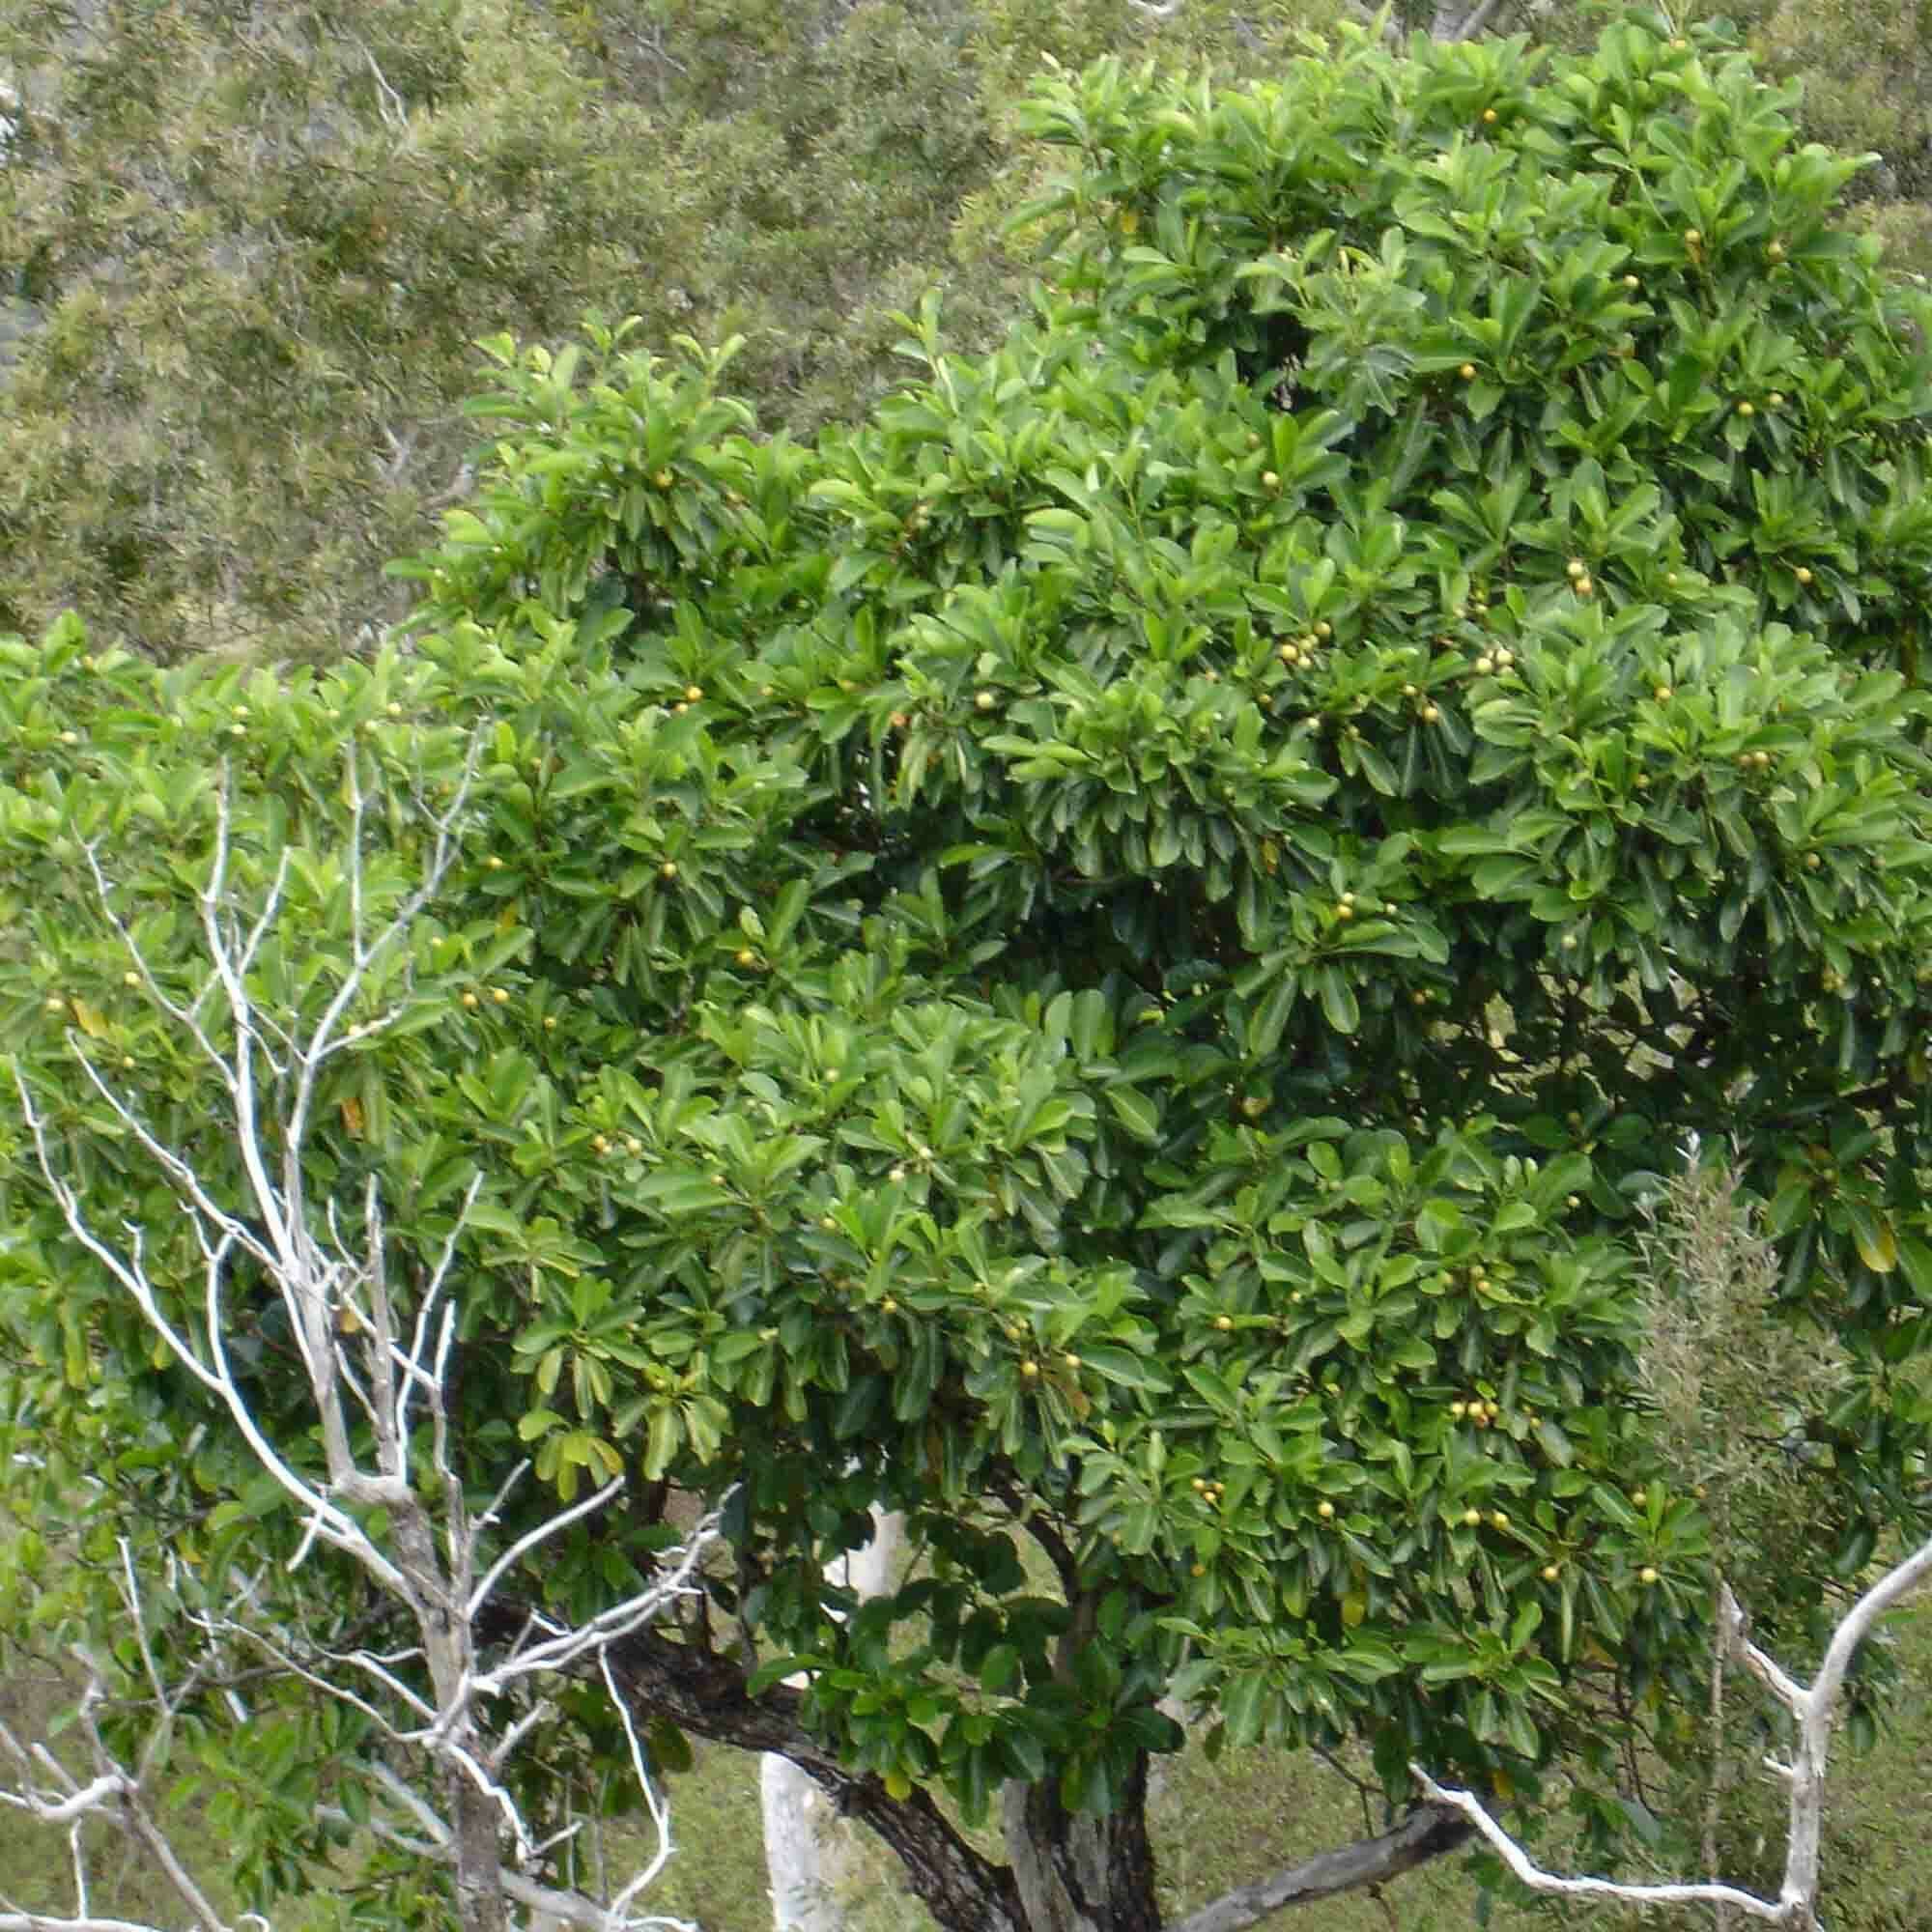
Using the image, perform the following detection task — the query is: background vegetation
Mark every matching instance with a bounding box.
[4,0,1932,663]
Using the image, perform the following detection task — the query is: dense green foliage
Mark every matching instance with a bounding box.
[7,14,1932,1925]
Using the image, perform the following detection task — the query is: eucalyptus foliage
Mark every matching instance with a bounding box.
[7,15,1932,1928]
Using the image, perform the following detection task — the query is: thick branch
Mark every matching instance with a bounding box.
[600,1622,1023,1932]
[1164,1804,1473,1932]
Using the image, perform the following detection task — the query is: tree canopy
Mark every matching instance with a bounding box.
[7,14,1932,1929]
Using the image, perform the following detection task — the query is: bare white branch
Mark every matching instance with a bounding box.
[8,733,713,1931]
[1414,1527,1932,1930]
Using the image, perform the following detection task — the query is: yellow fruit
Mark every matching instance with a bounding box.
[123,970,140,987]
[1542,1564,1560,1581]
[1737,400,1754,417]
[1192,1477,1208,1492]
[660,861,678,879]
[1575,576,1594,597]
[880,1297,898,1315]
[1450,1401,1467,1419]
[736,949,757,967]
[1317,1500,1336,1519]
[653,469,673,488]
[1020,1360,1040,1378]
[1633,1489,1647,1506]
[1623,273,1640,290]
[1653,684,1673,702]
[485,854,504,870]
[461,991,479,1009]
[1459,362,1477,381]
[1491,1510,1508,1529]
[1191,1561,1208,1577]
[1063,1353,1081,1371]
[1795,566,1814,585]
[1768,241,1785,262]
[1421,703,1441,724]
[1463,1508,1482,1526]
[1684,228,1702,247]
[1335,900,1353,920]
[1213,1314,1235,1331]
[684,685,704,703]
[1566,558,1586,580]
[1481,107,1498,125]
[1262,469,1281,489]
[491,987,509,1005]
[1640,1566,1661,1585]
[1315,622,1332,639]
[975,691,997,711]
[543,1015,558,1030]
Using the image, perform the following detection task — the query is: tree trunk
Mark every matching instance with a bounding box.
[1003,1758,1161,1932]
[763,1510,905,1930]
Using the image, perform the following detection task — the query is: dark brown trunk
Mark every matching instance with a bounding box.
[1004,1756,1162,1932]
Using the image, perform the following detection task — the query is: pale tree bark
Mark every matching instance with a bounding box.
[1413,1532,1932,1931]
[11,748,715,1932]
[761,1509,906,1930]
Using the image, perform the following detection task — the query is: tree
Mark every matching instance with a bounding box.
[9,13,1932,1930]
[0,710,720,1932]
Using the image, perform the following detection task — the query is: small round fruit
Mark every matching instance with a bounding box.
[1262,469,1281,489]
[889,1165,906,1182]
[1575,576,1594,597]
[1542,1564,1560,1582]
[543,1015,558,1031]
[485,854,505,870]
[1315,621,1332,639]
[1653,684,1673,703]
[1805,851,1822,869]
[1213,1314,1235,1331]
[1421,702,1441,724]
[1449,1401,1467,1419]
[653,469,673,489]
[461,991,480,1009]
[1640,1566,1661,1585]
[1561,932,1578,951]
[1063,1352,1081,1371]
[1737,400,1754,417]
[1191,1561,1208,1577]
[1683,228,1702,247]
[1768,241,1785,262]
[1463,1508,1483,1527]
[660,861,678,879]
[1795,566,1814,585]
[975,690,997,711]
[1459,362,1477,381]
[1633,1489,1648,1506]
[1020,1360,1039,1378]
[1566,557,1587,580]
[819,1215,838,1232]
[43,996,66,1015]
[684,685,704,703]
[1769,391,1785,408]
[1335,900,1353,920]
[736,949,756,968]
[1491,1510,1508,1529]
[1623,273,1640,290]
[624,1136,642,1155]
[880,1297,898,1315]
[1191,1477,1208,1492]
[1474,654,1494,674]
[1317,1500,1336,1519]
[123,970,141,987]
